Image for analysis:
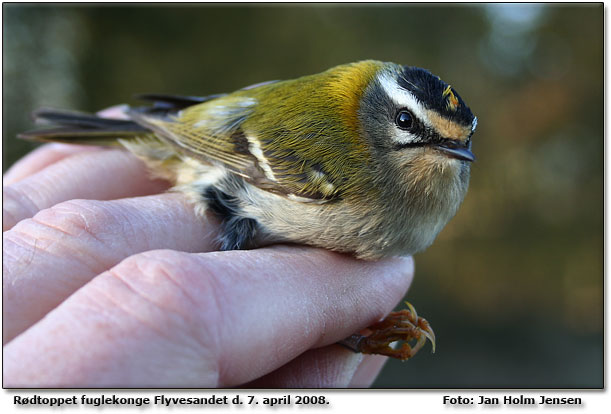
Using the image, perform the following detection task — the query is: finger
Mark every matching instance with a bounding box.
[3,143,102,185]
[2,193,219,344]
[96,104,130,120]
[198,249,414,386]
[348,353,389,387]
[3,248,413,387]
[2,148,169,231]
[243,346,366,388]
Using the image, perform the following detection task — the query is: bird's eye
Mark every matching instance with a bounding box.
[395,110,414,130]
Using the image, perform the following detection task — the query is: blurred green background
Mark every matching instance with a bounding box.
[2,4,603,388]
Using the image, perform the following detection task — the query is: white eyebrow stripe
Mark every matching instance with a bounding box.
[378,72,431,128]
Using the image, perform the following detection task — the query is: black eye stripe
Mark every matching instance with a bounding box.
[393,127,469,151]
[393,108,468,149]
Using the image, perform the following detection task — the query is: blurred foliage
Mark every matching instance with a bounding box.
[2,4,603,387]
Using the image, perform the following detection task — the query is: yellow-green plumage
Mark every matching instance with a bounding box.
[142,60,383,201]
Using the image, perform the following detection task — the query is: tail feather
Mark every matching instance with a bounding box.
[19,108,150,146]
[18,93,216,146]
[32,108,139,128]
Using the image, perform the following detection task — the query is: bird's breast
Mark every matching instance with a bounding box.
[377,150,470,256]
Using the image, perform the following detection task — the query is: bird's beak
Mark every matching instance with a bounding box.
[434,141,475,162]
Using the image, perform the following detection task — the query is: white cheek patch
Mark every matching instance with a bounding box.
[378,72,432,145]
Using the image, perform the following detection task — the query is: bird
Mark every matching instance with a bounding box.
[19,60,477,359]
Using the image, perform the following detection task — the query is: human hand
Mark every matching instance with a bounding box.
[2,112,414,387]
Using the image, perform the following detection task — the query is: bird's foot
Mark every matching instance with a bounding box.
[340,302,435,361]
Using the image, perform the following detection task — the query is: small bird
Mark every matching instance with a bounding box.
[20,60,477,359]
[21,60,476,260]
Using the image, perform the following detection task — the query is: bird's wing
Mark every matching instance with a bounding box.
[129,93,347,202]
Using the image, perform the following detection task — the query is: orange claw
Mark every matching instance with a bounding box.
[340,302,436,361]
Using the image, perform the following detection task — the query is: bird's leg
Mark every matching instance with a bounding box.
[339,302,435,361]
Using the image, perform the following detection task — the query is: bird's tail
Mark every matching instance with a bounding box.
[18,107,151,147]
[18,94,222,147]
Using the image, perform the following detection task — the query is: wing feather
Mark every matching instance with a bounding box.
[130,94,342,202]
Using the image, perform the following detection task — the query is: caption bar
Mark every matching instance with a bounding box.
[13,394,330,408]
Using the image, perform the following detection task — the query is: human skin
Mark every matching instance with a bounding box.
[2,109,414,387]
